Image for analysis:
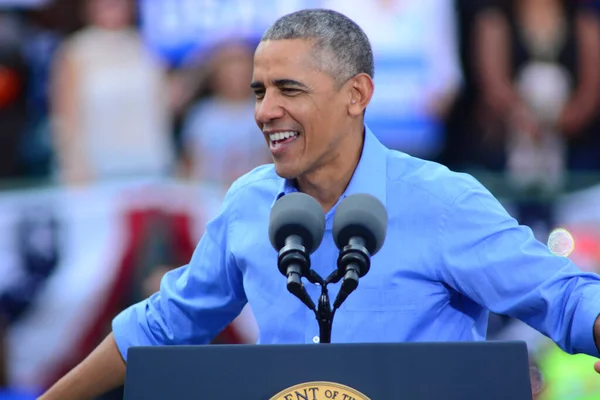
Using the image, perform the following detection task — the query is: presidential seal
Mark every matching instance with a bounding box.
[270,381,370,400]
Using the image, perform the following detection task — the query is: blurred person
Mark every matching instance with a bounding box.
[179,41,270,185]
[474,0,600,182]
[41,4,176,398]
[50,0,175,185]
[323,0,463,159]
[38,9,600,400]
[473,0,600,242]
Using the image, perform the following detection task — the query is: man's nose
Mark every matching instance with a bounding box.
[255,91,285,123]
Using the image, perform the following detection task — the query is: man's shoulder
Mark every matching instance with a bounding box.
[386,150,487,206]
[226,163,281,202]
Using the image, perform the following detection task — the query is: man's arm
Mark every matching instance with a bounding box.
[438,186,600,359]
[38,333,125,400]
[38,184,247,399]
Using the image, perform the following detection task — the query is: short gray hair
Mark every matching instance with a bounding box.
[261,9,375,84]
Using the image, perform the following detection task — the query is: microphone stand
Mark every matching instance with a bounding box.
[305,270,332,344]
[305,270,347,344]
[317,288,332,344]
[283,267,358,345]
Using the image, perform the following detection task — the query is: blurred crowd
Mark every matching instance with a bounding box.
[0,0,600,399]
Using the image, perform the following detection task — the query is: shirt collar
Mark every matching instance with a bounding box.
[272,125,388,208]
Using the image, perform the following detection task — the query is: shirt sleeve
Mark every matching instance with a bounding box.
[111,187,247,362]
[438,187,600,358]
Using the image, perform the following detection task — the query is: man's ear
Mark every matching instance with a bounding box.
[348,73,374,116]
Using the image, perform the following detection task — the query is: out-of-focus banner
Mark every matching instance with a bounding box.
[0,178,599,393]
[139,0,322,66]
[0,178,238,391]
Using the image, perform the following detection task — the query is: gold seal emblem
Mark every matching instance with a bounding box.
[270,381,370,400]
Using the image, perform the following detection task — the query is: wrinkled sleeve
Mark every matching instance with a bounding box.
[438,187,600,358]
[112,188,246,361]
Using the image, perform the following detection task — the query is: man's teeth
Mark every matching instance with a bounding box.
[269,131,298,142]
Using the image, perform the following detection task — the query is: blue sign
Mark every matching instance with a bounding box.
[139,0,321,66]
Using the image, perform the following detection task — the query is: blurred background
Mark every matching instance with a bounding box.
[0,0,599,399]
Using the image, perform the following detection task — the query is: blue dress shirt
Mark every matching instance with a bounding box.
[113,126,600,361]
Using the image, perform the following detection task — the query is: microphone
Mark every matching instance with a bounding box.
[332,193,388,309]
[269,192,325,310]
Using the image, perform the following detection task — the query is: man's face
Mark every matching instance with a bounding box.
[251,39,351,179]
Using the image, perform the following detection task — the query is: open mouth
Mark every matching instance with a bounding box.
[268,131,299,150]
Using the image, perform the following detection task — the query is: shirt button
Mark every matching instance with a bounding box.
[312,336,320,343]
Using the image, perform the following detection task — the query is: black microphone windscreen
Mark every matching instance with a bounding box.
[269,192,325,254]
[332,193,388,255]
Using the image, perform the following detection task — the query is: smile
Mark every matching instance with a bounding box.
[268,131,299,151]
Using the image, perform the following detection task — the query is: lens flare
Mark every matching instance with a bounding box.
[547,228,575,257]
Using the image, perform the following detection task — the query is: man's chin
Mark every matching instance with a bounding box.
[273,162,299,180]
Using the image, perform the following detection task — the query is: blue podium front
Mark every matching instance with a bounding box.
[123,341,532,399]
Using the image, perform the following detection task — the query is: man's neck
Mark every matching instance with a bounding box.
[296,128,364,212]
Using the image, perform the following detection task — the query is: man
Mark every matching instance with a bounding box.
[39,8,600,400]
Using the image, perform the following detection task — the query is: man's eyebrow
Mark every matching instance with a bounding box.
[249,79,309,90]
[273,79,309,89]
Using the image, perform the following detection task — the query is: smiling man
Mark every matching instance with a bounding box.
[39,9,600,400]
[249,31,373,212]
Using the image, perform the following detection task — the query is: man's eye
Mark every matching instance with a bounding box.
[281,88,301,96]
[254,91,265,99]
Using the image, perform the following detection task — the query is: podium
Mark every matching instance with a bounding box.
[123,341,533,399]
